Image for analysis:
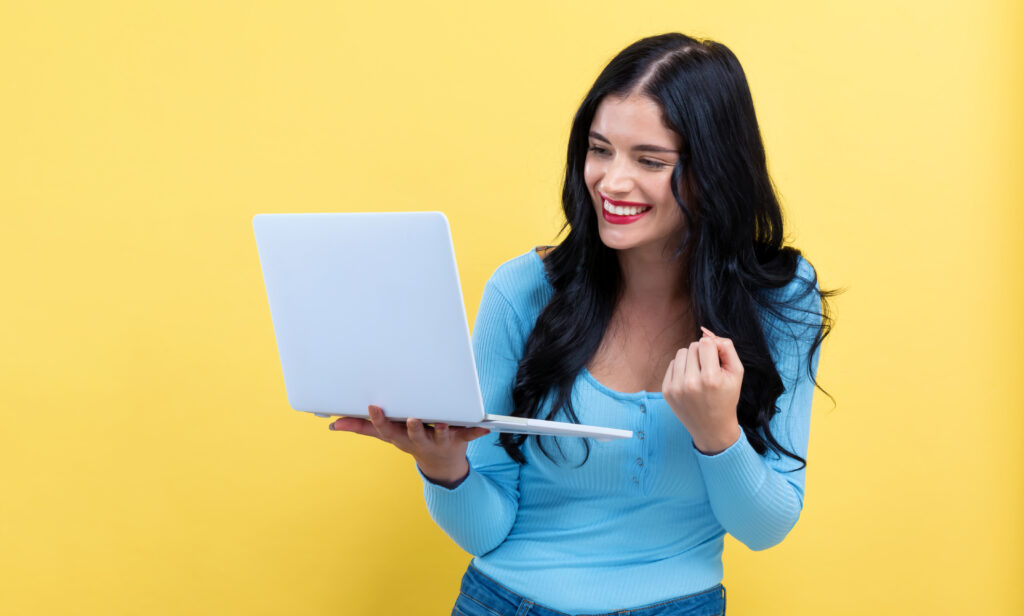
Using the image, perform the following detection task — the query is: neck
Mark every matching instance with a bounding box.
[616,243,690,311]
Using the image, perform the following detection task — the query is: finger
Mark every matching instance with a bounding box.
[715,337,744,375]
[368,405,400,442]
[330,417,384,439]
[675,346,688,374]
[406,418,433,448]
[700,325,717,338]
[698,336,722,380]
[455,427,491,442]
[661,358,675,394]
[683,341,701,387]
[433,423,453,447]
[671,347,689,387]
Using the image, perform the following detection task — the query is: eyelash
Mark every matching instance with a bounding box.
[587,146,669,169]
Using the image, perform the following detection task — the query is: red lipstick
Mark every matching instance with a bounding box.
[600,193,651,207]
[599,192,653,225]
[602,207,651,224]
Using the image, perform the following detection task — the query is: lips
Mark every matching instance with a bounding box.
[597,192,653,225]
[602,200,652,224]
[600,193,650,207]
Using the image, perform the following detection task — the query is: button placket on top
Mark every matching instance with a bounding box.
[580,369,659,491]
[633,397,650,488]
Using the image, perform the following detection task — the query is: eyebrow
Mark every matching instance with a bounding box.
[589,131,679,154]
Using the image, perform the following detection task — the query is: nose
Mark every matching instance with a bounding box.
[599,154,634,197]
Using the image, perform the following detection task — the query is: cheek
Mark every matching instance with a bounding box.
[660,185,682,212]
[665,201,687,231]
[583,160,600,189]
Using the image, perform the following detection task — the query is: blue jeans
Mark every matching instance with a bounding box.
[451,565,726,616]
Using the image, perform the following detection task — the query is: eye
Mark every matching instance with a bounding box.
[588,146,670,170]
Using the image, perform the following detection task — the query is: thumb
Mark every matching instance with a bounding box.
[456,427,491,442]
[715,337,743,374]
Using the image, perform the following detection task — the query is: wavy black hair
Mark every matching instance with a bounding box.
[498,32,840,469]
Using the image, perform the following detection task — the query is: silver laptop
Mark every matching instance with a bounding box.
[252,212,632,442]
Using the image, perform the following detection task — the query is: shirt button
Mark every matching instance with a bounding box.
[636,457,644,467]
[637,431,645,440]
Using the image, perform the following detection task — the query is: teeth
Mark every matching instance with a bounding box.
[604,199,651,216]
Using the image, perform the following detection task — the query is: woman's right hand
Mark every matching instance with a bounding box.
[329,405,490,488]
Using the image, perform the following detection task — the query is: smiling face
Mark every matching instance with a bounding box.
[584,94,687,259]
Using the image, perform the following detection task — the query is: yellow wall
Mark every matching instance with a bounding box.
[2,1,1021,614]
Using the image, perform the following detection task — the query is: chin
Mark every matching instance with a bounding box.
[596,227,641,252]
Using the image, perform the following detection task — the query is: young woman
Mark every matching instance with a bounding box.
[331,32,835,616]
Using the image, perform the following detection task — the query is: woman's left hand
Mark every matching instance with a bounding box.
[661,326,744,455]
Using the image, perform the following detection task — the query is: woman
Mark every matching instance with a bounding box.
[331,32,835,615]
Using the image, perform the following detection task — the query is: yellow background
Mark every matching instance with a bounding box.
[2,1,1021,614]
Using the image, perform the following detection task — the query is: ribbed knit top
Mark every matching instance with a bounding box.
[418,247,822,613]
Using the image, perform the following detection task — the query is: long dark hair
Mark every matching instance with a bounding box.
[498,32,840,469]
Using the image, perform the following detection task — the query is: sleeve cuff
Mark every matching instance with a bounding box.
[415,460,473,494]
[691,427,744,457]
[692,428,769,496]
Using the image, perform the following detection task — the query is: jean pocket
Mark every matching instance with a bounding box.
[452,591,506,616]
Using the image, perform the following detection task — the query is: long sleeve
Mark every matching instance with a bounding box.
[419,280,523,556]
[692,258,823,551]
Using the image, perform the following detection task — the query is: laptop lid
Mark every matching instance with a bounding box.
[252,212,487,424]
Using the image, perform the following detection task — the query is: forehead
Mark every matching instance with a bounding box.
[589,95,682,149]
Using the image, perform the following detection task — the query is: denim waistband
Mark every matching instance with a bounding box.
[452,564,726,616]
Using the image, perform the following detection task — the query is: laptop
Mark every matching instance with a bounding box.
[252,212,632,442]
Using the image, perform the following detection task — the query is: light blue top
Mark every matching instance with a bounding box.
[418,247,822,612]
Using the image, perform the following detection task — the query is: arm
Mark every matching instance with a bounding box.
[419,280,523,556]
[693,260,823,551]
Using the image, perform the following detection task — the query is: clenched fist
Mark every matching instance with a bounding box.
[662,326,744,455]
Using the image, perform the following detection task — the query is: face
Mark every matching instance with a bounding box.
[584,94,687,258]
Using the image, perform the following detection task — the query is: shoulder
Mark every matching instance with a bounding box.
[761,254,819,307]
[488,246,547,286]
[757,254,822,347]
[484,246,555,326]
[782,255,818,301]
